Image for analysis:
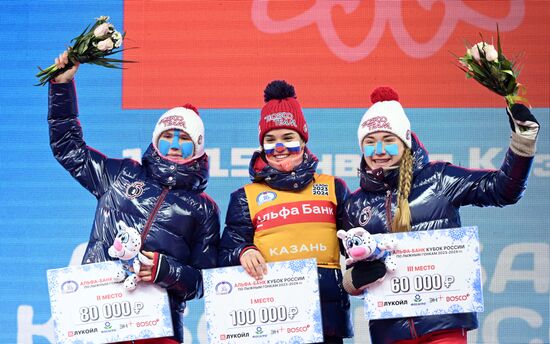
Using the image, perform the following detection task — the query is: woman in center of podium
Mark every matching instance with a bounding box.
[218,80,353,344]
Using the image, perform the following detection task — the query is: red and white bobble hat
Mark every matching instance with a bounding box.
[151,104,205,159]
[357,86,412,150]
[258,80,308,144]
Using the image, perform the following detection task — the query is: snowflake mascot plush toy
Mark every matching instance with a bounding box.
[337,227,398,273]
[108,222,153,291]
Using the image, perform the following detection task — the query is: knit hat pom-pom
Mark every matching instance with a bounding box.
[182,103,199,115]
[370,86,399,104]
[264,80,296,103]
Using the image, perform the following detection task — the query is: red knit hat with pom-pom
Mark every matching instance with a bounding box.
[259,80,308,144]
[357,86,411,149]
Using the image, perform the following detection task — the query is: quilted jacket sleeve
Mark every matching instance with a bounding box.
[218,187,257,267]
[153,195,221,300]
[48,81,127,198]
[441,105,537,208]
[334,177,351,255]
[441,141,534,208]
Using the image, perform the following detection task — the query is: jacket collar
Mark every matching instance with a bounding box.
[142,144,209,192]
[359,132,429,192]
[249,147,318,191]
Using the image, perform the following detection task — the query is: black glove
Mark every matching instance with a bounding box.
[507,104,540,140]
[350,259,387,289]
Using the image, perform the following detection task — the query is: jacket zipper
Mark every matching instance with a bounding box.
[386,187,417,338]
[385,188,393,232]
[408,318,418,338]
[140,187,170,247]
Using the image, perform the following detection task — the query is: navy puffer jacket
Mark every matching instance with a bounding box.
[48,81,220,343]
[343,132,534,344]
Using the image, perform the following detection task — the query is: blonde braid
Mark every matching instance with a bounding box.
[392,148,413,232]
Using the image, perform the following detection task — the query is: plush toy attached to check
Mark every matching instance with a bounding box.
[337,227,398,272]
[108,222,153,290]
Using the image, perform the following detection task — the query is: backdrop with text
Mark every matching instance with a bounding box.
[0,1,548,343]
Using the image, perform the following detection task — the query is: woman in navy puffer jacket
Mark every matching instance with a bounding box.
[48,52,220,344]
[218,80,353,343]
[342,86,538,344]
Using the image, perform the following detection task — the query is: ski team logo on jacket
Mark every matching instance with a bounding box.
[244,174,340,269]
[125,181,145,199]
[358,206,372,226]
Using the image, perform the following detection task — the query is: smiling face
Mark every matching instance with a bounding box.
[262,128,304,172]
[362,132,405,170]
[157,129,194,162]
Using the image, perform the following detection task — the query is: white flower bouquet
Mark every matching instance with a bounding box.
[455,27,528,107]
[36,16,132,86]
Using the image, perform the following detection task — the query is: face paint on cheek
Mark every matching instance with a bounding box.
[180,141,194,158]
[263,143,279,155]
[158,139,171,156]
[263,141,302,155]
[363,141,400,158]
[384,143,399,156]
[364,145,375,157]
[285,141,302,154]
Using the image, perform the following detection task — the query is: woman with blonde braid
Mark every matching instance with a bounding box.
[341,86,539,344]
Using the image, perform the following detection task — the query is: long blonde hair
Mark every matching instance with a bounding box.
[392,148,413,232]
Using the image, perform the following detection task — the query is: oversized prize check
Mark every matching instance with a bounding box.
[363,226,484,320]
[47,261,173,344]
[203,258,323,344]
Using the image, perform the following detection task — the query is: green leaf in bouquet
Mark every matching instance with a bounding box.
[71,24,91,43]
[76,43,88,55]
[496,24,503,56]
[506,81,517,95]
[468,62,488,77]
[90,59,122,69]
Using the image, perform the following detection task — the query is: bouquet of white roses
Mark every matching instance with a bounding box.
[455,27,528,107]
[36,16,131,86]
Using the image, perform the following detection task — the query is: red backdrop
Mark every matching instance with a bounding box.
[123,0,549,109]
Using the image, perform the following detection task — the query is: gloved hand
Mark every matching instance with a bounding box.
[350,259,387,290]
[507,104,539,140]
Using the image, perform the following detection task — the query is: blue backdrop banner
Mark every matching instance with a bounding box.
[0,1,548,343]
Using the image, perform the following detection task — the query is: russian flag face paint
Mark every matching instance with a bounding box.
[363,140,399,157]
[263,141,301,155]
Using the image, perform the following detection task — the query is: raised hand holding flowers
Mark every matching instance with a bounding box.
[36,16,131,86]
[455,27,528,107]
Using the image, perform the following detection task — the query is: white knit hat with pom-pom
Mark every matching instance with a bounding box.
[357,86,411,149]
[151,103,205,159]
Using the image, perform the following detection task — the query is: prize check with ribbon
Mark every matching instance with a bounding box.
[47,261,173,344]
[363,226,484,320]
[203,258,323,344]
